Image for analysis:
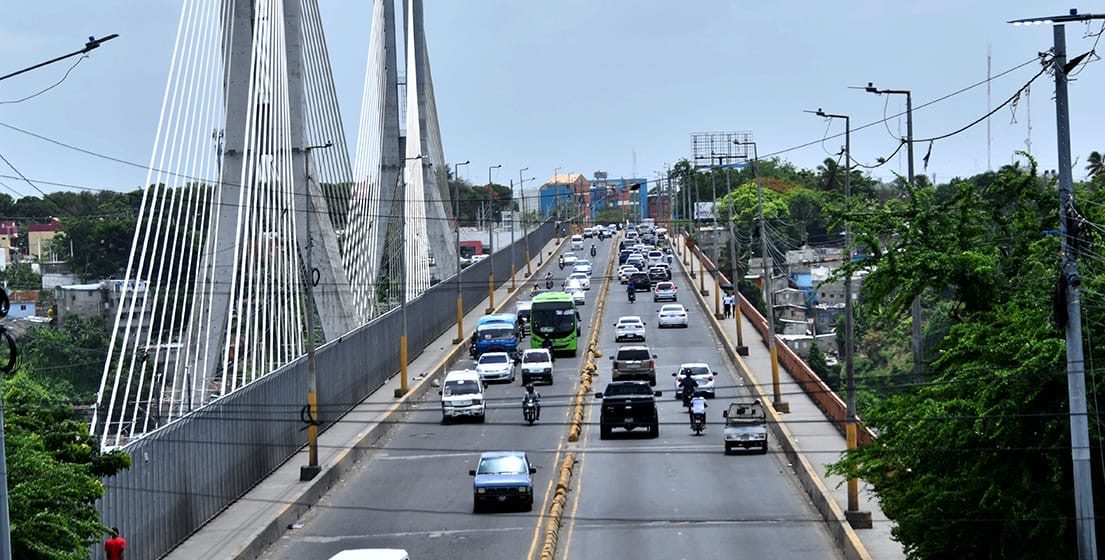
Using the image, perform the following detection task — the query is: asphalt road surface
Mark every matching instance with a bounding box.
[561,249,839,559]
[261,236,615,560]
[261,234,838,559]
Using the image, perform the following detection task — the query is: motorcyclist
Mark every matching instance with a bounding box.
[558,254,564,269]
[545,272,554,289]
[590,244,597,257]
[626,282,636,302]
[689,390,708,428]
[532,283,540,296]
[523,383,541,421]
[678,371,699,406]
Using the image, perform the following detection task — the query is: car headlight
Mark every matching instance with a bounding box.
[544,368,552,373]
[477,488,486,494]
[471,398,482,405]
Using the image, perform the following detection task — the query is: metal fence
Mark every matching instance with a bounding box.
[94,219,555,560]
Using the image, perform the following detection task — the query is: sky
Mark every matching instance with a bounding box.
[2,1,1104,201]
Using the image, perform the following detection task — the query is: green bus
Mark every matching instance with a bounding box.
[530,292,581,355]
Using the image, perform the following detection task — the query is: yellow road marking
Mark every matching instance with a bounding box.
[526,439,564,560]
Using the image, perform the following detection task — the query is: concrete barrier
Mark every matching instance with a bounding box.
[677,237,872,560]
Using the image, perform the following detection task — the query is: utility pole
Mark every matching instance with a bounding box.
[864,83,922,375]
[1010,10,1104,557]
[519,168,531,275]
[726,144,750,356]
[299,141,332,482]
[741,140,786,413]
[451,160,469,345]
[814,108,871,529]
[487,164,501,313]
[509,179,517,290]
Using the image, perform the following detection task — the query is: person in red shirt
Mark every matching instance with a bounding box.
[104,527,126,560]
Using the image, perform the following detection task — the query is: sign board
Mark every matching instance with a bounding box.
[694,202,715,221]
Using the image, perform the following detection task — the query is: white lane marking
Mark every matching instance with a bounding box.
[296,525,532,543]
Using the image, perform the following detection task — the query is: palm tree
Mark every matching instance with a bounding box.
[1086,151,1105,179]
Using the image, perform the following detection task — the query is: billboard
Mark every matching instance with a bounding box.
[694,202,715,221]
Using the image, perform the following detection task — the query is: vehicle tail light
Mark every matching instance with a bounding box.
[706,376,713,381]
[648,360,654,369]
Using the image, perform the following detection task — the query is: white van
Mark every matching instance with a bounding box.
[439,369,485,422]
[570,235,584,250]
[328,550,410,560]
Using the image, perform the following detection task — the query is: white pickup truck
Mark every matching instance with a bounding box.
[723,400,768,454]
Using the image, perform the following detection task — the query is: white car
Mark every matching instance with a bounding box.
[618,265,639,284]
[475,352,515,383]
[520,348,554,385]
[572,260,594,277]
[657,303,688,328]
[565,285,586,306]
[570,235,584,250]
[614,315,646,342]
[673,362,716,398]
[470,254,489,263]
[440,369,486,422]
[566,272,591,290]
[647,250,665,267]
[562,252,578,266]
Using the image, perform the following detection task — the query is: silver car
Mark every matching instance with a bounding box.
[476,352,515,383]
[653,281,678,302]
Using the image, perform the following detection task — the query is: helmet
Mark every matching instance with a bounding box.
[526,383,535,392]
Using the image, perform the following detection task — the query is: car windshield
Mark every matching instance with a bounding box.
[522,352,548,363]
[479,327,515,340]
[477,455,527,475]
[604,383,653,396]
[681,366,711,377]
[532,303,577,335]
[661,305,683,313]
[617,349,651,361]
[657,283,673,290]
[443,379,480,396]
[618,317,642,325]
[479,354,509,364]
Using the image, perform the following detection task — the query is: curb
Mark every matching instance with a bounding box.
[231,236,564,560]
[674,236,873,560]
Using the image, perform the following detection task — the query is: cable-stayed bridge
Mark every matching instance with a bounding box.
[92,0,457,449]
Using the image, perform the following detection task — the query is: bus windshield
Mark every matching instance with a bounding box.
[531,302,577,336]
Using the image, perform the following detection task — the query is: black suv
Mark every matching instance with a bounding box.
[595,381,661,438]
[629,271,651,291]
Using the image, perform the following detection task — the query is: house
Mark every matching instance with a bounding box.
[7,290,38,319]
[779,333,838,358]
[0,221,16,250]
[539,173,591,217]
[27,218,60,261]
[55,283,106,325]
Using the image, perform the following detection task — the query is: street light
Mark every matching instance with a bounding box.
[519,168,535,273]
[486,164,502,313]
[811,108,869,529]
[1009,10,1105,558]
[451,160,470,345]
[299,141,332,483]
[398,154,425,399]
[861,82,922,376]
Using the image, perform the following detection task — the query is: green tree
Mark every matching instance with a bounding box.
[5,372,130,559]
[805,343,838,391]
[1086,150,1105,179]
[827,159,1102,557]
[60,217,136,280]
[19,316,109,401]
[0,263,41,290]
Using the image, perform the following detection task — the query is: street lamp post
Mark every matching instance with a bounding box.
[451,160,469,345]
[397,154,424,399]
[554,166,562,241]
[486,164,502,313]
[300,141,333,482]
[1010,10,1105,558]
[863,83,922,376]
[519,168,534,274]
[813,108,870,529]
[509,178,517,290]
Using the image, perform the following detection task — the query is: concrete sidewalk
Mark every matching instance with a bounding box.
[676,237,904,560]
[164,236,564,560]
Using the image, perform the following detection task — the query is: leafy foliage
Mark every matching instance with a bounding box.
[827,158,1105,558]
[4,373,130,559]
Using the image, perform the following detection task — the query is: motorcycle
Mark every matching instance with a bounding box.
[690,412,706,435]
[545,277,554,289]
[628,290,636,303]
[680,383,697,408]
[523,396,539,425]
[558,258,564,270]
[590,245,597,257]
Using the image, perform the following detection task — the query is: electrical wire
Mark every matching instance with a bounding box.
[0,55,87,105]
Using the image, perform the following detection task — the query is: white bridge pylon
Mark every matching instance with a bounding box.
[92,0,455,448]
